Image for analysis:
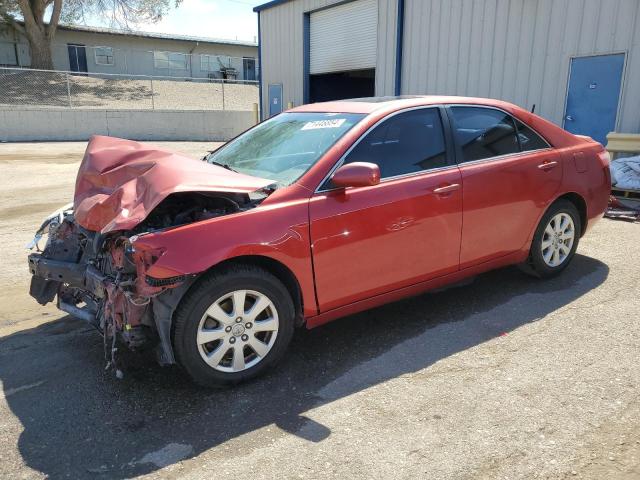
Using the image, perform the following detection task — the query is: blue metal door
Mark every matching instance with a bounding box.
[564,54,625,145]
[268,84,283,117]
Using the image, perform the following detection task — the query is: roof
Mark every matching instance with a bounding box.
[253,0,293,13]
[288,95,523,114]
[54,23,258,48]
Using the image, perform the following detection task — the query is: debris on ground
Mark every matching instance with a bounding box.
[605,195,640,222]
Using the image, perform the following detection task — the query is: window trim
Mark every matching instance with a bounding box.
[315,105,456,193]
[444,104,552,167]
[93,46,114,66]
[153,50,189,70]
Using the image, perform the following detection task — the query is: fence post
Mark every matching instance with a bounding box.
[66,73,72,107]
[222,79,225,110]
[150,77,155,110]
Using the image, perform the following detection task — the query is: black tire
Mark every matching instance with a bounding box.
[172,264,295,387]
[520,199,581,279]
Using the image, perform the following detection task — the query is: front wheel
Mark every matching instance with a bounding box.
[172,265,295,387]
[521,199,581,278]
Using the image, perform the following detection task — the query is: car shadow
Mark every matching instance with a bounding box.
[0,254,608,479]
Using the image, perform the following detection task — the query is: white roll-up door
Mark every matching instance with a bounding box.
[309,0,378,75]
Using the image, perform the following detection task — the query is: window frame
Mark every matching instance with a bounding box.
[93,46,114,66]
[444,105,552,166]
[316,105,456,193]
[153,51,189,70]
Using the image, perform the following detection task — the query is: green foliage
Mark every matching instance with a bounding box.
[0,0,182,30]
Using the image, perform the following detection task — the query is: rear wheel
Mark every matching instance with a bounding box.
[521,199,581,278]
[173,265,295,387]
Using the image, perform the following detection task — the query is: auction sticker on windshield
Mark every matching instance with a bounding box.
[301,119,347,130]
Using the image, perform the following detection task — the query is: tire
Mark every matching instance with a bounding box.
[172,265,295,387]
[521,199,581,279]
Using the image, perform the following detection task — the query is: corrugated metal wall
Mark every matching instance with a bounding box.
[259,0,399,114]
[401,0,640,133]
[260,0,640,133]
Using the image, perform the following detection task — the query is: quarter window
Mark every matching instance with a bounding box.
[343,108,448,179]
[450,107,520,163]
[94,46,114,66]
[514,119,550,151]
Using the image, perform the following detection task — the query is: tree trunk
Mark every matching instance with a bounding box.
[26,29,54,70]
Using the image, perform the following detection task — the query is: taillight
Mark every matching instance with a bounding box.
[597,149,611,168]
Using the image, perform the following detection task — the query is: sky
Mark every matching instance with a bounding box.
[92,0,265,43]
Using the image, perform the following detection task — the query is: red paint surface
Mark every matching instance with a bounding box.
[83,97,610,328]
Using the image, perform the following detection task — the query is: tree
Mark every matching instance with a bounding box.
[0,0,180,70]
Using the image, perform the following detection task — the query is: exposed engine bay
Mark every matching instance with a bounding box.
[26,136,276,372]
[27,191,258,369]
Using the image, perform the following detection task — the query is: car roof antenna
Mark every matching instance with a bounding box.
[531,104,536,114]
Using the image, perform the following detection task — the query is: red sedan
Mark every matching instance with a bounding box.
[27,96,611,386]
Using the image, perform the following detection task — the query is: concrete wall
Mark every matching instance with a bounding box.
[258,0,399,114]
[401,0,640,134]
[0,109,256,142]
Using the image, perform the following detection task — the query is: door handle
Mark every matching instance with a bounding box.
[566,115,574,121]
[433,183,461,194]
[537,161,558,171]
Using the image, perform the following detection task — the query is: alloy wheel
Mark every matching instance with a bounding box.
[196,289,279,372]
[541,212,575,267]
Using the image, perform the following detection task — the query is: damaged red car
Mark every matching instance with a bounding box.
[27,96,611,386]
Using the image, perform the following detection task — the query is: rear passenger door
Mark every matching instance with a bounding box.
[447,106,562,268]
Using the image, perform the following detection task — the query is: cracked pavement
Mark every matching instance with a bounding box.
[0,142,638,479]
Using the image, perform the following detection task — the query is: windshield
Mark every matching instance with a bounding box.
[205,112,365,186]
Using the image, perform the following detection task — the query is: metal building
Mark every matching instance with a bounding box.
[254,0,640,144]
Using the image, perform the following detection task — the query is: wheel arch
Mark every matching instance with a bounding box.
[202,255,305,327]
[554,192,588,237]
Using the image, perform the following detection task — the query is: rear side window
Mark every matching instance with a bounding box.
[343,108,447,179]
[449,107,519,162]
[514,119,550,151]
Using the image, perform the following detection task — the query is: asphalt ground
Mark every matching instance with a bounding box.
[0,142,638,479]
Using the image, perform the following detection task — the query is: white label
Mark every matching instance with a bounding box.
[301,119,347,130]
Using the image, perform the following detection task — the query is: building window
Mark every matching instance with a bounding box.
[93,46,114,66]
[154,51,189,70]
[201,54,230,72]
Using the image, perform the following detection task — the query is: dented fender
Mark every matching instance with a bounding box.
[131,188,318,317]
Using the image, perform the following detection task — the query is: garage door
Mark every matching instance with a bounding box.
[309,0,378,75]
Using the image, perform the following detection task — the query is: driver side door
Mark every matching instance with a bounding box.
[309,107,463,312]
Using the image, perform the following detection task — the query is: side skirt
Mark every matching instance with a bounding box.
[305,250,528,329]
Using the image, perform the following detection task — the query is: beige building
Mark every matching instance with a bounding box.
[0,24,258,81]
[255,0,640,144]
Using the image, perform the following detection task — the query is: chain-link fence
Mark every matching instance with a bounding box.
[0,67,259,111]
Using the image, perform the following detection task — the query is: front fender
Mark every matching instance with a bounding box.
[131,198,317,317]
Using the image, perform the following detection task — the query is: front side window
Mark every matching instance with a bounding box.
[154,51,189,70]
[343,108,448,179]
[94,46,114,66]
[450,107,520,163]
[205,112,364,187]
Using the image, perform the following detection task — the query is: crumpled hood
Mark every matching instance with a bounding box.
[73,135,274,234]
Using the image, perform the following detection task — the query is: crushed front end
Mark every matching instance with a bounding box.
[27,205,192,365]
[26,135,274,369]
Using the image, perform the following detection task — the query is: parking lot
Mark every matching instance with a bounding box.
[0,142,638,479]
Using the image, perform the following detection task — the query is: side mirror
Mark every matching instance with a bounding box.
[331,162,380,189]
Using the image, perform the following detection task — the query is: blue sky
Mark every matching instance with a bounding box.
[93,0,265,42]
